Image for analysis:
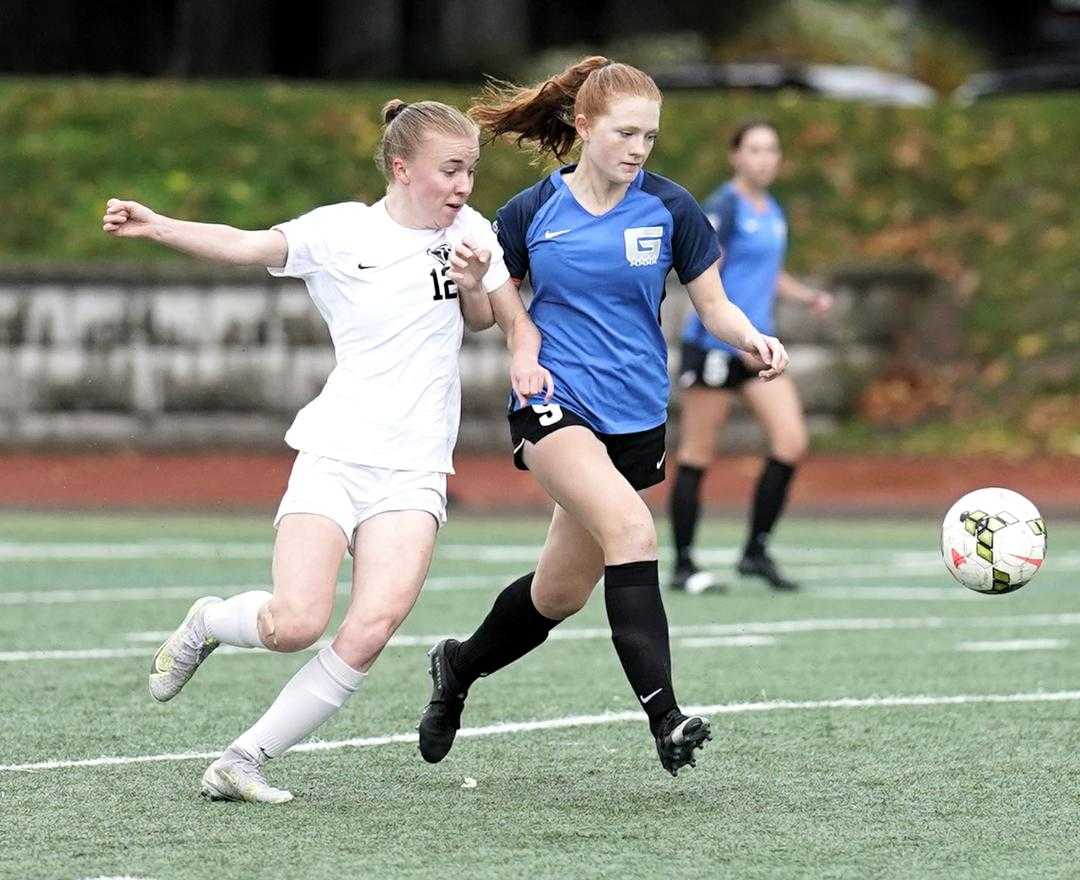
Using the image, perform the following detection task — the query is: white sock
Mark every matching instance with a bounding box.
[202,590,270,648]
[231,646,366,761]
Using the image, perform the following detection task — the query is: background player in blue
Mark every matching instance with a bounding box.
[671,121,836,594]
[417,57,789,776]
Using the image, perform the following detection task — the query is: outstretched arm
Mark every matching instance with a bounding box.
[102,198,288,268]
[488,281,554,406]
[777,271,834,314]
[685,261,790,380]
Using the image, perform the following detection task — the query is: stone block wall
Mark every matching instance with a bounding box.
[0,264,940,452]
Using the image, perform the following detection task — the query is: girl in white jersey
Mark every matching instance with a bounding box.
[102,99,551,804]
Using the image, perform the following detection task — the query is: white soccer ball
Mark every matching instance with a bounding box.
[941,487,1047,594]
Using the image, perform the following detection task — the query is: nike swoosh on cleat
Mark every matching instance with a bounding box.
[544,229,571,239]
[640,687,663,704]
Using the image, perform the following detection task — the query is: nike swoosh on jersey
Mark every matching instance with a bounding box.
[543,229,571,239]
[639,687,663,704]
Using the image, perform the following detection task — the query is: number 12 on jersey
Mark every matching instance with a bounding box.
[430,267,458,301]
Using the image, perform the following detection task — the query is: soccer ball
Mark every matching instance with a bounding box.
[941,487,1047,594]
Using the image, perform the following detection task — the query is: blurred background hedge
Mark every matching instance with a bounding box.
[1,78,1076,452]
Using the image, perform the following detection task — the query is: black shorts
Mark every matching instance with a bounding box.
[508,404,667,491]
[677,341,756,391]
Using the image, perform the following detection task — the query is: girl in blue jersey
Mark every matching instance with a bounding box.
[670,122,835,594]
[417,58,789,777]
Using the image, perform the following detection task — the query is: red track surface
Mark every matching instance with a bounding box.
[0,452,1077,515]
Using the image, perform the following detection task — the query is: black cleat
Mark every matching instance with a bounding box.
[655,710,711,777]
[417,638,468,763]
[670,563,723,595]
[737,554,799,592]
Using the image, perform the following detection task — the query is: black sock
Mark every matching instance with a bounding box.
[670,464,705,570]
[448,572,560,689]
[604,561,679,735]
[743,457,796,559]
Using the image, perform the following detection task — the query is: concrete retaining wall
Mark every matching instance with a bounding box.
[0,264,942,451]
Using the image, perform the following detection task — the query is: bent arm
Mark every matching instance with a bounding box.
[490,281,541,361]
[489,280,553,404]
[458,283,496,332]
[685,262,790,380]
[685,261,759,352]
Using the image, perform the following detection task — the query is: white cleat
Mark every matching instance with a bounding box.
[201,748,294,804]
[684,570,716,595]
[149,596,222,702]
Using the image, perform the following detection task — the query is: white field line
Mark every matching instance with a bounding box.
[807,586,973,601]
[957,638,1067,652]
[0,542,270,560]
[0,586,240,606]
[0,576,987,608]
[0,541,930,562]
[4,689,1080,773]
[678,635,777,648]
[78,876,157,880]
[8,610,1080,664]
[4,539,1078,568]
[0,575,505,606]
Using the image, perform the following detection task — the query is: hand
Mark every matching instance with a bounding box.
[745,332,789,381]
[809,290,835,314]
[447,237,490,293]
[102,199,159,238]
[510,355,554,407]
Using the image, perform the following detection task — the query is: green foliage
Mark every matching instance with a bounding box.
[710,0,985,92]
[1,78,1077,449]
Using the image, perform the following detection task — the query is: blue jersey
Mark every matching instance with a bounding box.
[682,181,787,353]
[496,165,720,434]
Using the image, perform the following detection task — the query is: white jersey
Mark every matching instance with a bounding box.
[267,199,509,473]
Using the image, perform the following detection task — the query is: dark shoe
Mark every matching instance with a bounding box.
[737,554,799,592]
[417,638,468,763]
[670,563,723,595]
[655,710,711,777]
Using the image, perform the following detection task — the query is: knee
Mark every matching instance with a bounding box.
[677,438,714,469]
[597,513,657,561]
[328,614,400,671]
[533,585,591,620]
[342,613,401,654]
[772,438,808,464]
[259,600,329,653]
[531,560,601,620]
[771,428,808,464]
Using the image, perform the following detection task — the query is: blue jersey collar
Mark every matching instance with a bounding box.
[549,163,645,191]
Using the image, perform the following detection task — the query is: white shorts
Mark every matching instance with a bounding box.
[274,452,448,550]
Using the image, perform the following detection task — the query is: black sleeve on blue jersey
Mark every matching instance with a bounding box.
[643,174,723,285]
[702,187,738,249]
[494,178,554,283]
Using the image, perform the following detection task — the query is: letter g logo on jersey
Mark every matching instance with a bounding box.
[624,226,664,267]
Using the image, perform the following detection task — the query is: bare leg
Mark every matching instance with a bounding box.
[670,387,732,588]
[208,511,437,803]
[737,375,808,589]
